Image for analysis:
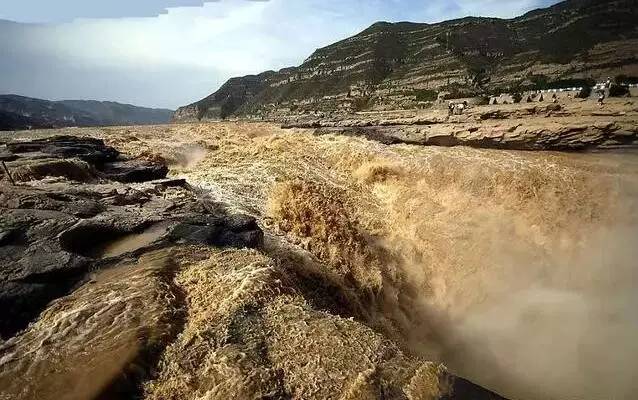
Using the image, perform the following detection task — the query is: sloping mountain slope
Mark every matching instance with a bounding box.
[0,95,173,130]
[58,100,174,126]
[174,0,638,121]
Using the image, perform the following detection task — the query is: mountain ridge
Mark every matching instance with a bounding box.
[0,94,174,130]
[174,0,638,122]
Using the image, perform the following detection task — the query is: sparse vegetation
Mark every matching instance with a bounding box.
[351,96,373,111]
[526,76,596,92]
[577,86,592,98]
[475,95,490,105]
[413,89,438,102]
[174,1,638,122]
[4,1,638,399]
[609,84,630,97]
[616,75,638,85]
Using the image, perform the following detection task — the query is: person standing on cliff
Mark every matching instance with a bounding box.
[597,90,606,107]
[454,101,466,115]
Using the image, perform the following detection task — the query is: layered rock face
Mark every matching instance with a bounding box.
[171,72,277,122]
[288,102,638,151]
[0,136,262,339]
[174,0,638,121]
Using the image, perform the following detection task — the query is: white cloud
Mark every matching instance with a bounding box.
[0,0,560,108]
[0,1,271,23]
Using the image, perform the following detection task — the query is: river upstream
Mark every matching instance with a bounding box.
[3,121,638,399]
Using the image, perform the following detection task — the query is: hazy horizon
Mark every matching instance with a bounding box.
[0,0,560,109]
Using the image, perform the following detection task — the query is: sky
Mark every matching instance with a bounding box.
[0,0,561,109]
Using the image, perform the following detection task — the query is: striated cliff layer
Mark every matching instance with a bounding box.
[173,0,638,122]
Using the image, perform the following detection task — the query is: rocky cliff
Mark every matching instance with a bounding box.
[0,95,174,131]
[174,0,638,121]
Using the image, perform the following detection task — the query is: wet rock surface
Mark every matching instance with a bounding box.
[0,135,263,339]
[5,135,119,164]
[0,250,187,400]
[101,160,169,183]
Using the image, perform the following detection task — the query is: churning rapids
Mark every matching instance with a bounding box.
[2,122,638,400]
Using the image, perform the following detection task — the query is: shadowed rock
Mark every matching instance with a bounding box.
[101,160,168,183]
[0,136,263,339]
[6,135,119,164]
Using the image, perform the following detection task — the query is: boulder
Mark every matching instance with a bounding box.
[6,135,119,164]
[8,158,96,182]
[100,160,168,183]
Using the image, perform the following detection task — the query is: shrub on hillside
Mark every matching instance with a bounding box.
[413,89,438,102]
[351,97,372,111]
[576,86,592,99]
[615,75,638,85]
[609,84,630,97]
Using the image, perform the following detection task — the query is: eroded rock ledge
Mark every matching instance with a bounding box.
[283,104,638,151]
[0,136,262,338]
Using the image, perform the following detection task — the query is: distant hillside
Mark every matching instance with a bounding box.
[174,0,638,121]
[0,95,173,130]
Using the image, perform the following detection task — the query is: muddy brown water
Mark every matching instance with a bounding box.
[97,223,169,258]
[2,123,638,399]
[164,126,638,400]
[0,250,180,400]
